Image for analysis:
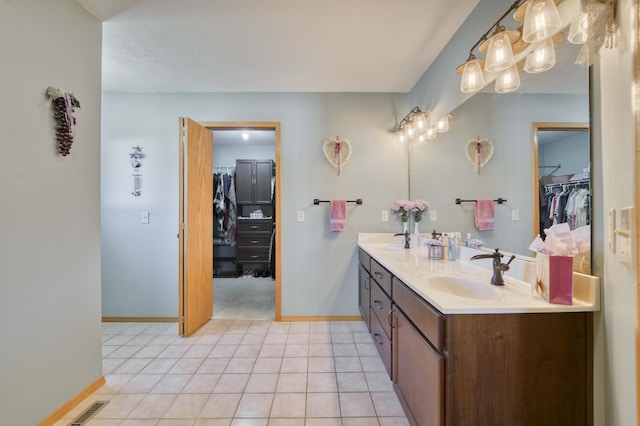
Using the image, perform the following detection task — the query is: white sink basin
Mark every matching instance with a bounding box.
[425,275,502,300]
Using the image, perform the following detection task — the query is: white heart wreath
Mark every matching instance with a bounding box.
[323,137,352,176]
[465,137,494,175]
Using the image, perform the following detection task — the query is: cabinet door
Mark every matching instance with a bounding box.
[358,264,370,330]
[235,160,254,203]
[254,160,273,203]
[393,309,443,426]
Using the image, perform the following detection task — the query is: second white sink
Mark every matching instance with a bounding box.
[425,275,502,300]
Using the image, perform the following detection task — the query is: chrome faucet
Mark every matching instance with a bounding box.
[393,231,411,249]
[470,248,516,286]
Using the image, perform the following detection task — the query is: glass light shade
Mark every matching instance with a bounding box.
[460,59,485,93]
[495,64,521,93]
[522,0,562,43]
[435,116,449,133]
[425,127,437,140]
[568,13,589,44]
[413,113,428,134]
[485,32,515,73]
[395,129,406,144]
[524,38,556,73]
[404,122,415,139]
[416,134,426,145]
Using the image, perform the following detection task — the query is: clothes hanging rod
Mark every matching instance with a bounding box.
[455,198,506,205]
[538,163,561,175]
[313,199,363,205]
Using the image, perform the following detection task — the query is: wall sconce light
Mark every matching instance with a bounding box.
[393,106,452,143]
[522,0,562,43]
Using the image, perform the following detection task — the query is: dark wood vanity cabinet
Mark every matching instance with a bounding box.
[235,159,274,204]
[358,264,371,330]
[357,248,593,426]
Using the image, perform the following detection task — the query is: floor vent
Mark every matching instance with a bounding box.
[68,401,109,425]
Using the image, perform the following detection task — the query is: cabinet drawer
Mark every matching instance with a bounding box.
[358,249,371,272]
[393,277,444,352]
[370,258,392,296]
[237,235,271,247]
[237,248,270,263]
[370,312,392,378]
[359,264,371,331]
[370,281,392,338]
[237,219,272,233]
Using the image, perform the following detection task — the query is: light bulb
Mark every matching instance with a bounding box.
[436,116,449,133]
[495,64,521,93]
[241,132,250,141]
[460,59,485,93]
[522,0,562,43]
[485,32,515,73]
[568,13,589,44]
[416,134,426,145]
[405,122,415,140]
[524,38,556,73]
[426,127,437,140]
[395,129,406,144]
[413,113,427,134]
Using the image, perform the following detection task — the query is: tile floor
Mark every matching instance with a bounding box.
[57,320,409,426]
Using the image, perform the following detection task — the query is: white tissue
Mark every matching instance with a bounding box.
[529,223,581,256]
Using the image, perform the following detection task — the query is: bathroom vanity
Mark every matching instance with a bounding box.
[358,233,600,426]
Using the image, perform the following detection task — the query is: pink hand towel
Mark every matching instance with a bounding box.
[475,199,495,230]
[330,200,347,232]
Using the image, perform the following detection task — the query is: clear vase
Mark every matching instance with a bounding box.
[414,221,420,236]
[402,222,408,247]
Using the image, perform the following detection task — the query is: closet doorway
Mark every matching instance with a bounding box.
[178,119,281,337]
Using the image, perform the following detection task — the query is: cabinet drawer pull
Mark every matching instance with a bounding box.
[364,277,370,291]
[250,225,259,229]
[388,309,394,329]
[373,300,383,310]
[373,272,384,280]
[373,333,383,345]
[251,255,259,259]
[251,240,259,244]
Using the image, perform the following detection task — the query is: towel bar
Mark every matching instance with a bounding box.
[313,199,363,205]
[455,198,506,205]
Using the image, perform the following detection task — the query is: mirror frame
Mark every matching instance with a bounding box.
[531,121,590,239]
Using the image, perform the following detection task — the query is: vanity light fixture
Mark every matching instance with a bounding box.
[522,0,562,43]
[459,58,486,93]
[485,31,516,73]
[524,37,556,72]
[495,64,521,93]
[393,106,451,143]
[567,12,589,44]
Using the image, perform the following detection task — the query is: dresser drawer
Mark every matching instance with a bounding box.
[392,277,444,352]
[237,248,270,263]
[237,219,273,233]
[370,281,392,339]
[370,258,392,296]
[358,249,371,272]
[237,235,271,248]
[370,312,392,378]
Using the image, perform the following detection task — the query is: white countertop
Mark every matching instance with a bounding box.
[358,233,600,314]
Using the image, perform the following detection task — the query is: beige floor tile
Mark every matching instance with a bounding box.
[245,373,279,393]
[377,417,410,426]
[235,393,275,418]
[241,334,266,345]
[195,335,222,345]
[219,334,245,345]
[280,358,307,373]
[359,357,386,373]
[94,394,145,419]
[252,357,282,373]
[157,419,197,426]
[308,357,335,373]
[225,357,256,373]
[213,373,250,393]
[98,374,134,394]
[330,332,354,344]
[339,393,377,418]
[334,357,363,372]
[288,323,310,333]
[169,358,205,375]
[258,344,285,358]
[270,393,306,418]
[198,358,230,374]
[163,393,209,418]
[286,333,310,344]
[332,343,358,357]
[234,344,262,358]
[120,419,159,425]
[330,322,352,333]
[308,344,333,357]
[230,419,268,426]
[182,373,221,393]
[199,393,242,418]
[133,345,168,358]
[309,333,331,344]
[268,323,290,333]
[353,333,373,344]
[263,333,288,345]
[184,345,214,358]
[113,358,152,375]
[128,393,176,418]
[309,322,331,333]
[341,418,380,426]
[355,343,378,357]
[159,345,191,358]
[120,374,164,393]
[267,419,305,426]
[193,419,231,426]
[141,358,179,375]
[283,344,308,357]
[307,373,337,393]
[337,372,369,392]
[305,393,341,418]
[209,344,239,358]
[85,418,122,425]
[152,374,192,393]
[275,373,307,393]
[364,372,394,392]
[370,392,405,417]
[107,345,143,359]
[304,419,342,426]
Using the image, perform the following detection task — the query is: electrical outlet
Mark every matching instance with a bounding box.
[511,209,520,221]
[430,210,437,222]
[141,211,149,224]
[381,210,389,222]
[297,211,304,222]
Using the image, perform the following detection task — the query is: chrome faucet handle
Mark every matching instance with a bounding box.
[393,231,411,249]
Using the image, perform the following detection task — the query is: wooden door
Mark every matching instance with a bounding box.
[178,118,213,336]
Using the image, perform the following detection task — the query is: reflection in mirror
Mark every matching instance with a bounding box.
[532,123,591,273]
[409,37,589,259]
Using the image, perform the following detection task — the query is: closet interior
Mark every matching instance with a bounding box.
[212,130,276,279]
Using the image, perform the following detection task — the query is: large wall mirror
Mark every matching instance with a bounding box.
[409,30,590,265]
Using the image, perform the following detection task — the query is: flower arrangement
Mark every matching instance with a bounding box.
[391,199,430,223]
[391,199,413,222]
[412,199,429,222]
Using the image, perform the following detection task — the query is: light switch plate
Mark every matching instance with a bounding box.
[381,210,389,222]
[297,211,304,222]
[430,210,437,222]
[511,209,520,221]
[141,211,149,224]
[619,207,633,267]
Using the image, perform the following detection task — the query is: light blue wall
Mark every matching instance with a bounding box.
[539,131,590,177]
[214,143,276,168]
[101,92,408,317]
[0,1,102,424]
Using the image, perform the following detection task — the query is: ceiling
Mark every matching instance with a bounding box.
[75,0,479,93]
[212,129,275,145]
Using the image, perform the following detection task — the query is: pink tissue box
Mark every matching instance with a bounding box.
[548,256,573,305]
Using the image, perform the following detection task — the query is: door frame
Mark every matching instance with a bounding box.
[180,121,282,327]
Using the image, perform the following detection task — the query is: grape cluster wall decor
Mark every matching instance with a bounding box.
[46,87,80,156]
